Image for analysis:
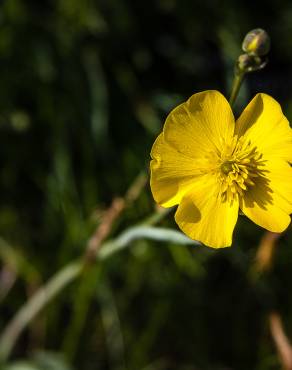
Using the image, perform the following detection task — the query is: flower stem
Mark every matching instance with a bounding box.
[0,212,175,363]
[229,71,245,107]
[0,261,83,363]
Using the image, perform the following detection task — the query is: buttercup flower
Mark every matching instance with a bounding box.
[150,90,292,248]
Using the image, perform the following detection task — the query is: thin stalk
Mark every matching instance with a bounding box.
[229,71,245,107]
[269,312,292,370]
[62,265,101,360]
[0,261,83,363]
[0,211,172,362]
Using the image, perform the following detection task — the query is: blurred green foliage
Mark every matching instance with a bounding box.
[1,0,292,369]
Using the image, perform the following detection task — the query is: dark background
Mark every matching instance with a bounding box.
[0,1,292,369]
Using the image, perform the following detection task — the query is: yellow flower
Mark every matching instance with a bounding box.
[150,90,292,248]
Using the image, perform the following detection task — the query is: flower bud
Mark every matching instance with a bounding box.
[237,54,253,72]
[242,28,270,57]
[236,53,267,73]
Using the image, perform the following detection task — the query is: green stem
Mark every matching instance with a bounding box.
[229,71,245,107]
[62,265,101,361]
[0,211,178,363]
[99,225,196,260]
[0,261,83,363]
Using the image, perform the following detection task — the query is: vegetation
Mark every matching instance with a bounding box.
[1,1,292,369]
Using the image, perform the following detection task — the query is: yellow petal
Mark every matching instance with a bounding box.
[163,90,235,156]
[174,176,239,248]
[267,160,292,213]
[150,133,202,207]
[150,90,235,208]
[235,93,292,162]
[241,160,292,232]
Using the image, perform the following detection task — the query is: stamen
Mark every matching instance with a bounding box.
[216,138,266,202]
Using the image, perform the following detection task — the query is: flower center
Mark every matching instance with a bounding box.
[220,160,234,175]
[217,138,267,202]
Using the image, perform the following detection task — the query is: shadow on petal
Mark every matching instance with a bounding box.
[242,174,274,211]
[235,94,264,136]
[175,195,202,224]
